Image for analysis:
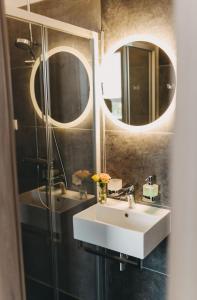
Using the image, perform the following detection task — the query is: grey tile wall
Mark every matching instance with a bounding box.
[105,258,167,300]
[101,0,175,51]
[105,131,173,207]
[101,0,175,207]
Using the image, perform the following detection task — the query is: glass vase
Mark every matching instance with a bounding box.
[78,184,88,200]
[99,184,107,204]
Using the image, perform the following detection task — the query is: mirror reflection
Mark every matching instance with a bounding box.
[35,50,90,124]
[103,41,176,126]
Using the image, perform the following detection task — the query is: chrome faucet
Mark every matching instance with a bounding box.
[59,182,67,195]
[53,181,67,195]
[109,184,135,208]
[124,185,135,209]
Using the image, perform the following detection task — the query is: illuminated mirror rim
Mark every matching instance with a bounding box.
[30,46,92,128]
[101,35,177,132]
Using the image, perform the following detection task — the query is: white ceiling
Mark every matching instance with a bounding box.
[5,0,43,7]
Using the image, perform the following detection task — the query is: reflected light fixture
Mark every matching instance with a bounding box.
[30,46,93,128]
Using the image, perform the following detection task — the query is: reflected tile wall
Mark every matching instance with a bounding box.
[30,0,101,32]
[52,128,95,193]
[7,17,96,194]
[8,14,97,300]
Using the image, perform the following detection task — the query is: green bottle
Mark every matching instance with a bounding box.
[143,176,159,202]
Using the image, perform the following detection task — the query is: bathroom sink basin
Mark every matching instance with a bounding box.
[20,187,94,212]
[73,198,170,259]
[19,187,95,231]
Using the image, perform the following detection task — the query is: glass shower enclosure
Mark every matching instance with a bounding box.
[6,8,100,300]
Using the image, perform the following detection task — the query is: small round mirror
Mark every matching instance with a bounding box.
[31,47,91,128]
[102,41,176,126]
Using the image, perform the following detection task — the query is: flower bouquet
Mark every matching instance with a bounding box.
[72,169,91,199]
[92,173,111,204]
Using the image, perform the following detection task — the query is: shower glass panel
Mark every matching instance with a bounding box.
[45,27,97,300]
[7,16,97,300]
[7,17,55,299]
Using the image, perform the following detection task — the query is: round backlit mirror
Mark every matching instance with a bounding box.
[30,46,92,128]
[102,41,176,126]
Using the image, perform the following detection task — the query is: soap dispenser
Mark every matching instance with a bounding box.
[143,176,159,202]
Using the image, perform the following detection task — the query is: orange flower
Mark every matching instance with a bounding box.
[99,173,111,183]
[74,169,91,179]
[92,173,111,184]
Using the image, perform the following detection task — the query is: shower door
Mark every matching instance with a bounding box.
[6,14,99,300]
[7,17,56,299]
[42,27,98,300]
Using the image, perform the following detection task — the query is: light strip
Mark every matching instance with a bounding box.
[30,46,93,128]
[101,34,177,132]
[92,32,102,174]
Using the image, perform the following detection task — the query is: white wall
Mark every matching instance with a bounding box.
[169,0,197,299]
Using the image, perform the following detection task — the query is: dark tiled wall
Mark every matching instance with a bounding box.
[7,19,47,192]
[105,250,168,300]
[101,0,175,299]
[7,17,95,194]
[102,237,169,300]
[101,0,175,208]
[46,27,96,194]
[22,199,97,300]
[106,131,172,207]
[7,5,99,299]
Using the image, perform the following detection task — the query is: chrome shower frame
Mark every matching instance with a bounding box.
[5,3,102,300]
[5,4,101,176]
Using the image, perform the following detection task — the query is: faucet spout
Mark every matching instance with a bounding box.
[126,194,135,209]
[125,185,135,209]
[59,182,67,195]
[53,181,67,195]
[109,184,135,206]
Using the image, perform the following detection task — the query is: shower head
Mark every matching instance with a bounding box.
[15,38,32,50]
[15,38,37,63]
[15,0,38,65]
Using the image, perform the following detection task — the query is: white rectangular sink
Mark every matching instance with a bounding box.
[19,187,95,230]
[73,198,170,259]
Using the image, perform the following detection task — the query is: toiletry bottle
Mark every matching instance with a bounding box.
[143,176,159,202]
